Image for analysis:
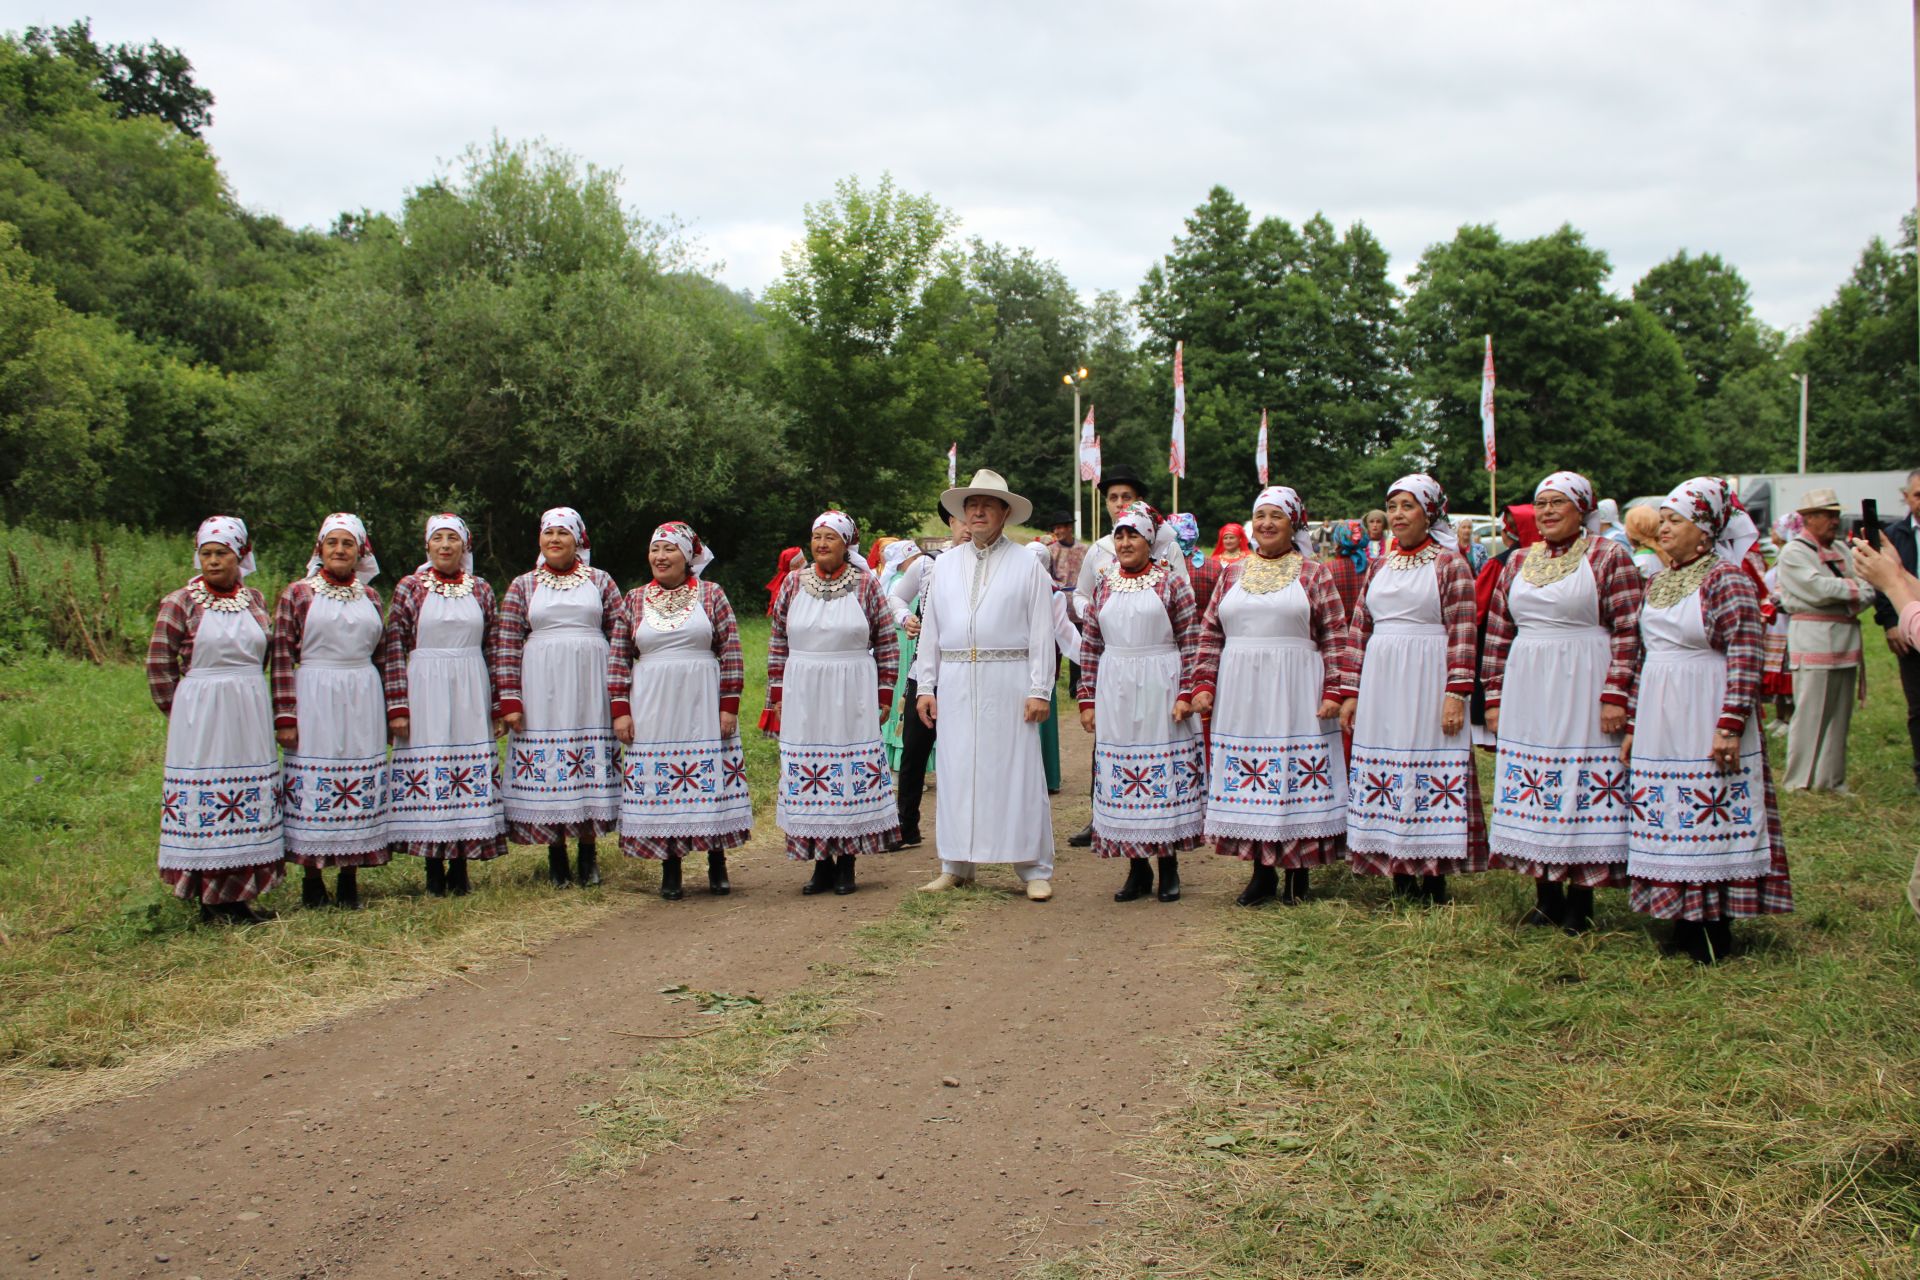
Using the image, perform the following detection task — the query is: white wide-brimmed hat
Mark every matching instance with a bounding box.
[941,468,1034,526]
[1797,486,1842,514]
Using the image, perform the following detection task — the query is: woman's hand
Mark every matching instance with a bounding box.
[1190,689,1214,716]
[1023,697,1051,724]
[1711,729,1740,773]
[275,727,298,750]
[1338,697,1357,733]
[1848,536,1903,590]
[388,715,409,742]
[1484,706,1500,738]
[1079,705,1096,733]
[719,710,738,738]
[614,714,635,745]
[1172,698,1193,722]
[1316,698,1340,720]
[1600,704,1627,736]
[903,615,922,638]
[1620,732,1633,764]
[1440,694,1466,737]
[502,711,525,733]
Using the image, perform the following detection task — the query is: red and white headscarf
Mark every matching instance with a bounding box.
[307,512,380,584]
[419,513,474,576]
[652,521,715,577]
[1661,477,1760,567]
[1112,500,1180,566]
[811,510,870,571]
[1534,471,1603,535]
[194,515,257,579]
[536,506,590,568]
[1251,486,1315,556]
[1387,474,1457,549]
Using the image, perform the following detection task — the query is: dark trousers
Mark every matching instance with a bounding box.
[896,677,938,837]
[1900,648,1920,778]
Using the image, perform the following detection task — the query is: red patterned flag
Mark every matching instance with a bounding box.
[1256,407,1268,486]
[1480,334,1497,473]
[947,441,957,486]
[1078,407,1099,482]
[1168,341,1186,479]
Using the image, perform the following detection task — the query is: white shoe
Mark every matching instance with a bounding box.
[1025,879,1053,902]
[919,873,971,892]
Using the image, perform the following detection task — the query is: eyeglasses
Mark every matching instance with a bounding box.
[1534,498,1576,513]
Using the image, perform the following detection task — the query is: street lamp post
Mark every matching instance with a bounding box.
[1064,367,1090,540]
[1791,372,1810,473]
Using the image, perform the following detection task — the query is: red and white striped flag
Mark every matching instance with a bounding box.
[947,441,958,486]
[1256,408,1269,486]
[1077,407,1099,482]
[1480,334,1497,473]
[1168,341,1187,479]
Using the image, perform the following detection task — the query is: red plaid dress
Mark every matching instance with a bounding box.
[1625,560,1791,921]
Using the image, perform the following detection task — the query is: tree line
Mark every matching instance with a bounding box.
[2,20,1915,601]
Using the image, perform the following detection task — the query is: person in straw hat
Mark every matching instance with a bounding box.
[1774,486,1874,791]
[913,468,1061,900]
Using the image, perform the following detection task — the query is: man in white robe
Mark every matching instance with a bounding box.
[913,469,1060,900]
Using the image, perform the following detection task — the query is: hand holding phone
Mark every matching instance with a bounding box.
[1862,498,1882,549]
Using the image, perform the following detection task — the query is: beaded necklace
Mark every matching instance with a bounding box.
[189,578,248,614]
[1647,554,1715,609]
[308,572,361,603]
[535,561,592,592]
[642,580,699,632]
[1519,536,1589,588]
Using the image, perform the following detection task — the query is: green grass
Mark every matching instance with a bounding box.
[1036,645,1920,1279]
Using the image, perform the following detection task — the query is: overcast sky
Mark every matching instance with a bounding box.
[20,1,1915,331]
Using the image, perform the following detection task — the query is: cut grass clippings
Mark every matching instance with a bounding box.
[569,882,992,1177]
[1033,643,1920,1279]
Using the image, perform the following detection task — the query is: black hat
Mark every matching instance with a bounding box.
[1099,465,1150,499]
[1045,510,1073,528]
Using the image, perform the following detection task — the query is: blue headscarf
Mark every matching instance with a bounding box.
[1331,519,1369,574]
[1170,512,1205,568]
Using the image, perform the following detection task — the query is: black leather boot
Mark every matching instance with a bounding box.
[707,850,731,895]
[1419,874,1448,906]
[833,854,857,895]
[1562,885,1595,935]
[576,839,601,887]
[1114,859,1153,902]
[1281,867,1310,905]
[1067,821,1094,848]
[1236,863,1279,907]
[1701,920,1734,964]
[1662,919,1701,957]
[547,842,572,888]
[802,857,836,896]
[1155,855,1181,903]
[335,867,360,910]
[659,856,684,900]
[218,901,266,925]
[425,857,447,897]
[1391,872,1418,901]
[1523,879,1565,927]
[447,858,470,896]
[302,867,329,909]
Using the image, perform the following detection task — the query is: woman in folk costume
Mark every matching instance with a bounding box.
[1623,479,1792,964]
[1341,475,1490,905]
[1075,502,1204,903]
[755,546,805,735]
[765,512,900,896]
[1480,473,1645,934]
[1213,521,1250,567]
[1759,512,1801,735]
[610,522,752,900]
[1191,487,1355,907]
[147,517,283,923]
[1326,519,1370,618]
[273,513,391,909]
[495,508,622,888]
[877,538,924,773]
[383,514,506,897]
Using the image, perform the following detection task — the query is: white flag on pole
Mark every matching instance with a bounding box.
[1256,408,1269,486]
[1168,341,1187,479]
[1480,334,1497,473]
[947,441,958,486]
[1078,407,1099,482]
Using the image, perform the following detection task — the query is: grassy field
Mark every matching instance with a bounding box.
[0,606,783,1125]
[1039,644,1920,1279]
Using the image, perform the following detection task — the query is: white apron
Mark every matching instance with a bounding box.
[389,589,506,845]
[1627,591,1774,884]
[1347,559,1474,855]
[1205,576,1347,841]
[619,596,754,841]
[505,582,619,828]
[1489,556,1630,865]
[1090,580,1205,847]
[777,587,895,840]
[159,608,284,872]
[282,592,390,856]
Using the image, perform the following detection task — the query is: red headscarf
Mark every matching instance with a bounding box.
[1476,504,1539,624]
[1213,522,1249,561]
[764,546,803,615]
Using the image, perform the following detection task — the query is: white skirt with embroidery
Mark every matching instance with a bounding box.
[1205,636,1346,841]
[619,650,754,842]
[1092,642,1205,846]
[161,668,285,873]
[504,627,620,830]
[282,659,391,858]
[1347,622,1475,856]
[389,646,505,845]
[777,649,896,840]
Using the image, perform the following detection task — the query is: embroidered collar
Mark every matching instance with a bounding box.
[642,579,699,631]
[1102,561,1167,593]
[1647,553,1715,609]
[189,577,248,613]
[308,572,361,603]
[535,561,592,591]
[426,569,474,599]
[1520,536,1589,587]
[799,564,860,601]
[1239,552,1302,595]
[1389,539,1439,570]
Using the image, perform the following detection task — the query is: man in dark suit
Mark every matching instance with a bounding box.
[1873,469,1920,789]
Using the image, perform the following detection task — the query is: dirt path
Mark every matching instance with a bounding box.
[0,720,1227,1278]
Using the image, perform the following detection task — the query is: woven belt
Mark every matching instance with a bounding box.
[939,647,1028,663]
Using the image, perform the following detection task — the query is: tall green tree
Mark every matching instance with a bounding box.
[22,19,214,136]
[1632,250,1772,401]
[1797,215,1920,471]
[764,174,988,534]
[1402,223,1702,506]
